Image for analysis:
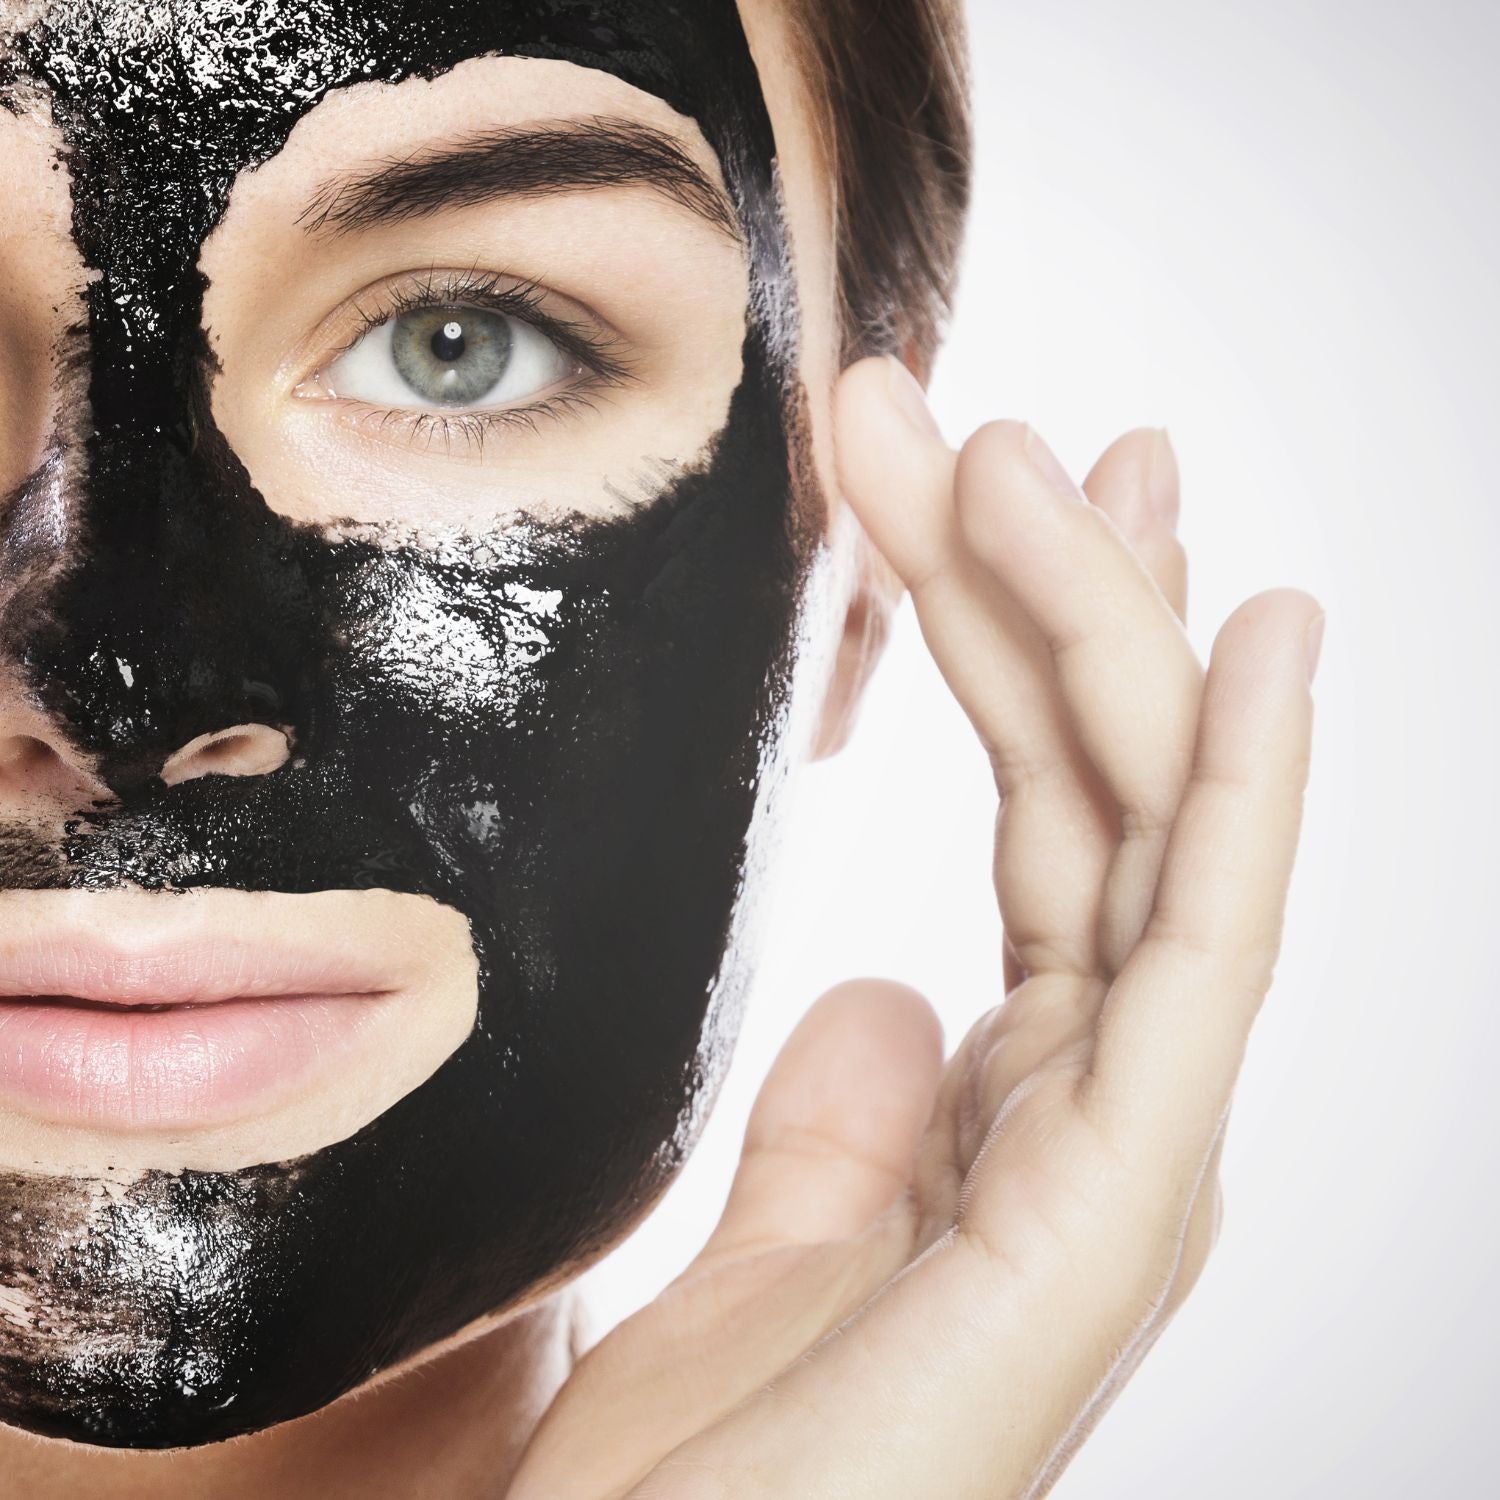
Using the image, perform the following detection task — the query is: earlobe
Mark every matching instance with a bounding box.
[811,522,902,760]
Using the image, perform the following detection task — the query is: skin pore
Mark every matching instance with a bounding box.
[0,0,853,1485]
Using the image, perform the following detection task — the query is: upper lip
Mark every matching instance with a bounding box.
[0,932,394,1009]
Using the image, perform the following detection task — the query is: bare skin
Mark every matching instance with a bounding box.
[0,0,1321,1491]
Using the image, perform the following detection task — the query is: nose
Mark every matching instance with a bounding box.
[159,724,293,787]
[0,667,293,809]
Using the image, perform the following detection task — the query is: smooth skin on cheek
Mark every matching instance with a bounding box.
[0,0,830,1450]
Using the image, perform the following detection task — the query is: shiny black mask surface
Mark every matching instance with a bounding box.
[0,0,812,1446]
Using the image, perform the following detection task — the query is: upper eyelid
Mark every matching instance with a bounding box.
[298,116,741,243]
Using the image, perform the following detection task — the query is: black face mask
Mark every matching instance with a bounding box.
[0,0,818,1447]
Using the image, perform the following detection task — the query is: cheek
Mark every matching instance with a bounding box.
[340,565,564,727]
[314,400,806,907]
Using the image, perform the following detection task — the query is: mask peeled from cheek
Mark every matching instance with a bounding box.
[0,0,822,1447]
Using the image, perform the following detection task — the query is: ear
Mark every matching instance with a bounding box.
[811,522,903,761]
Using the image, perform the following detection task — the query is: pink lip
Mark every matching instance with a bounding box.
[0,930,396,1131]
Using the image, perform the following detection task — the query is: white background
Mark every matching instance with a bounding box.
[583,2,1500,1493]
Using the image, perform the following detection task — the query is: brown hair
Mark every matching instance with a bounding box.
[790,0,972,374]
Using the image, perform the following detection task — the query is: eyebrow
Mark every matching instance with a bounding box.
[298,116,739,240]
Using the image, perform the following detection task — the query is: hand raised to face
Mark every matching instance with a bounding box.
[505,362,1320,1500]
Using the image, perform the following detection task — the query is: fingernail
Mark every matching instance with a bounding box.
[1305,613,1326,683]
[884,356,943,443]
[1021,425,1082,499]
[1149,428,1182,529]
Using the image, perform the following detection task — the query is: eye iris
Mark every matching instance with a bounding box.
[391,306,514,406]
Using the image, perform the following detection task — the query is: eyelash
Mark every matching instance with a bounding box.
[325,267,635,456]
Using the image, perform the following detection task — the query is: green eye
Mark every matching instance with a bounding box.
[324,301,574,412]
[390,306,515,406]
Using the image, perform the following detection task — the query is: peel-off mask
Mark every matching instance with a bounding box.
[0,0,822,1446]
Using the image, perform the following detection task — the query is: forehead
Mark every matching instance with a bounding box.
[0,0,774,214]
[0,0,791,408]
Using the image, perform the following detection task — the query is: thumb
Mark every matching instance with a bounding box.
[695,979,944,1267]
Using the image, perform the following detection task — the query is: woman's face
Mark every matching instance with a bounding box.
[0,0,847,1448]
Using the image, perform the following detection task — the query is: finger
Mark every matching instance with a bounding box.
[835,359,1113,977]
[831,356,958,592]
[908,968,1098,1252]
[697,980,944,1264]
[1084,589,1323,1150]
[952,421,1204,873]
[835,361,1107,796]
[1082,427,1188,623]
[838,362,1207,981]
[952,420,1206,974]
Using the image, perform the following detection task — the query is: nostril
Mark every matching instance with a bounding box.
[0,735,58,775]
[160,725,294,787]
[0,734,108,804]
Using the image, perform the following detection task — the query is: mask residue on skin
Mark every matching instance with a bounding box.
[0,0,824,1447]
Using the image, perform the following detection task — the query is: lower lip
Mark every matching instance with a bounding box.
[0,993,387,1131]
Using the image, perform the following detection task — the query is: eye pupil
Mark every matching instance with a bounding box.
[432,321,466,361]
[391,305,514,406]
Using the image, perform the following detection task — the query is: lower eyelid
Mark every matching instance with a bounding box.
[316,383,610,460]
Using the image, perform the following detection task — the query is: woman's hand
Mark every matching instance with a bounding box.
[508,358,1321,1499]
